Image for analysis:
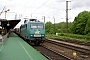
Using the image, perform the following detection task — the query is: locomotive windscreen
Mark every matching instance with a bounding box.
[30,24,44,29]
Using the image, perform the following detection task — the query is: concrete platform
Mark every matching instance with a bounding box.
[0,33,48,60]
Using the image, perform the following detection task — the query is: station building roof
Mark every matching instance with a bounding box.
[0,19,20,31]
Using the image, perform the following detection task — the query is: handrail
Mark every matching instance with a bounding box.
[0,33,8,45]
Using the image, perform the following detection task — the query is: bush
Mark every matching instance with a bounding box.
[59,33,64,36]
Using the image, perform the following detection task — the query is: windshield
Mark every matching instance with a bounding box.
[30,24,44,29]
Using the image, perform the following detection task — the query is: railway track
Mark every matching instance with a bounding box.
[16,32,90,60]
[43,39,90,60]
[16,33,71,60]
[33,45,71,60]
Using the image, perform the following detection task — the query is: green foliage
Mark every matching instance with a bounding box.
[45,21,54,34]
[55,22,72,33]
[45,21,59,34]
[59,33,90,40]
[45,21,72,34]
[55,22,66,33]
[46,33,90,43]
[84,13,90,35]
[45,11,90,36]
[45,11,90,43]
[45,21,52,34]
[70,11,90,35]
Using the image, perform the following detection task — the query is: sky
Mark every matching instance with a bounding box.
[0,0,90,28]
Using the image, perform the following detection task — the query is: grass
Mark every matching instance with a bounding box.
[46,33,90,43]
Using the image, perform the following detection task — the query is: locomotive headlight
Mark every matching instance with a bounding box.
[42,35,44,36]
[31,35,33,36]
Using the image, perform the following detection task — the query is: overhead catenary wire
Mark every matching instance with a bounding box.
[32,0,49,14]
[22,0,37,17]
[23,0,31,12]
[26,0,37,14]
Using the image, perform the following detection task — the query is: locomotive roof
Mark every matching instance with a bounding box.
[29,21,44,24]
[29,19,40,22]
[29,19,37,21]
[23,18,44,25]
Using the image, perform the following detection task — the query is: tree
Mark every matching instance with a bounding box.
[56,22,72,33]
[70,11,90,35]
[84,12,90,35]
[45,21,54,34]
[45,21,59,34]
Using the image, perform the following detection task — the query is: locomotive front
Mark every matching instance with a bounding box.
[29,21,45,45]
[20,19,45,45]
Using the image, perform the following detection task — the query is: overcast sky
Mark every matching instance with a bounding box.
[0,0,90,28]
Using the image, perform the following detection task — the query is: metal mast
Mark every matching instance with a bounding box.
[66,1,70,33]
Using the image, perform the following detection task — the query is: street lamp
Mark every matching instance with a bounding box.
[7,21,10,26]
[4,9,10,19]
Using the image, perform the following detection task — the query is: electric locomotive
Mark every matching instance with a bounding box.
[20,19,45,45]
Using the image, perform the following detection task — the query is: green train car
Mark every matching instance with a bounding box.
[20,19,45,45]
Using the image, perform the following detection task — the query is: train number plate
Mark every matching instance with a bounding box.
[34,35,41,37]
